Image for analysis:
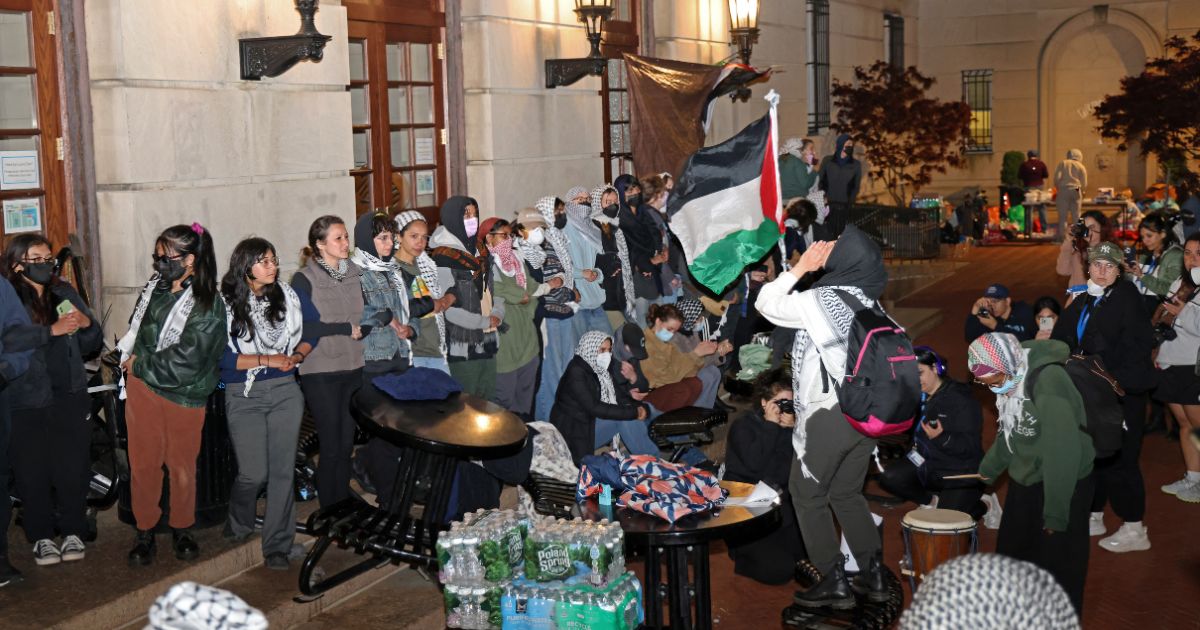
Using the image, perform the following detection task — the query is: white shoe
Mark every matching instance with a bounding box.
[32,539,61,566]
[918,495,939,510]
[1162,477,1198,496]
[60,535,86,562]
[1177,483,1200,504]
[1099,522,1151,553]
[981,493,1002,530]
[1088,512,1106,537]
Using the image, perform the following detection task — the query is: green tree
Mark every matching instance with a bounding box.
[1094,30,1200,188]
[831,61,973,206]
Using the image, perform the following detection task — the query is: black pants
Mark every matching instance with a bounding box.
[9,393,92,540]
[996,474,1094,615]
[878,458,986,519]
[826,202,850,237]
[1092,392,1146,522]
[301,369,362,509]
[0,390,12,557]
[728,496,807,585]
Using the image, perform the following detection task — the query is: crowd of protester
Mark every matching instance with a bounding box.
[0,135,1193,630]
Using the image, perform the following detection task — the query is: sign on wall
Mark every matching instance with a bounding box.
[0,151,41,191]
[3,198,42,234]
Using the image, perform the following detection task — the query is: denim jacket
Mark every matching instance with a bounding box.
[359,265,434,362]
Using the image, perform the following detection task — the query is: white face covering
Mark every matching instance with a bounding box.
[463,217,479,238]
[526,227,545,247]
[1190,267,1200,285]
[595,352,612,371]
[1086,279,1106,297]
[784,218,800,229]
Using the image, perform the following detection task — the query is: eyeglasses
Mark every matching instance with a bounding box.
[256,256,279,268]
[21,257,53,265]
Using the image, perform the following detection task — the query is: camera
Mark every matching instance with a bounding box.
[1070,219,1089,241]
[775,398,795,415]
[1152,322,1178,347]
[977,308,990,318]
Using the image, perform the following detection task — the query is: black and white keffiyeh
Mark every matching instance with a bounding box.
[350,245,413,354]
[116,274,195,400]
[315,256,349,281]
[517,421,580,517]
[589,185,636,319]
[537,195,574,289]
[576,330,616,404]
[147,581,267,630]
[677,298,710,340]
[395,210,448,358]
[224,282,304,396]
[899,554,1080,630]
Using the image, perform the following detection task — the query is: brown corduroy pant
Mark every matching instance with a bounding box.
[125,375,206,530]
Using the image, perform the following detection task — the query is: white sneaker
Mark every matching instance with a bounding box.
[1099,522,1151,553]
[1162,477,1198,496]
[60,535,86,562]
[1088,512,1106,537]
[32,539,61,566]
[981,493,1002,530]
[1177,483,1200,504]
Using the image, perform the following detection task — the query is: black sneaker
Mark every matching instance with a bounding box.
[0,556,23,587]
[172,528,199,561]
[32,539,61,566]
[793,560,856,610]
[849,552,890,603]
[128,530,156,567]
[264,553,290,571]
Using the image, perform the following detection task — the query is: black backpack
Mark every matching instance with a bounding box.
[822,290,921,438]
[1028,354,1125,458]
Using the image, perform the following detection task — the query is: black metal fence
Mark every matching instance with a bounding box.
[848,204,942,259]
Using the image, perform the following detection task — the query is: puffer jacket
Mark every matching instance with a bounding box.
[131,284,227,407]
[2,283,102,409]
[550,355,642,465]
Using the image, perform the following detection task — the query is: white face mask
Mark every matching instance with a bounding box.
[595,352,612,371]
[463,217,479,238]
[526,227,545,247]
[1190,267,1200,285]
[1086,279,1106,297]
[784,218,800,229]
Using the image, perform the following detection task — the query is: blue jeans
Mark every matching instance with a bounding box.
[412,355,451,375]
[535,317,578,421]
[594,417,660,457]
[695,365,722,408]
[573,306,613,339]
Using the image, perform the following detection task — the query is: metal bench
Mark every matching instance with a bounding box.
[647,406,728,463]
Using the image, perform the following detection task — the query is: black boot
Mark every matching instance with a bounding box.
[128,530,156,566]
[850,552,890,603]
[172,528,199,561]
[793,560,856,609]
[0,555,23,587]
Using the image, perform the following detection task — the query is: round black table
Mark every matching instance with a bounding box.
[578,480,781,630]
[297,386,527,598]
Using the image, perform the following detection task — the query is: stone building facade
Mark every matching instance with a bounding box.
[2,0,1196,330]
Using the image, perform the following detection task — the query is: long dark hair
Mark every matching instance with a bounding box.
[2,233,57,324]
[156,224,218,310]
[300,215,345,267]
[1139,211,1179,249]
[221,238,285,342]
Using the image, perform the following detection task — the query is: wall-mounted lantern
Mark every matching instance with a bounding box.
[728,0,761,66]
[545,0,615,89]
[239,0,333,81]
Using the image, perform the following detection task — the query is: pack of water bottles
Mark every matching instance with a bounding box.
[440,512,638,630]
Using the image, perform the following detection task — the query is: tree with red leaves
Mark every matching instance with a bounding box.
[831,61,972,206]
[1094,31,1200,188]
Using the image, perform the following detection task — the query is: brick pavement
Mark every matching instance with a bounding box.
[699,243,1200,629]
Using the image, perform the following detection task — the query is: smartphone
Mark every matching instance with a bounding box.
[56,300,75,317]
[926,418,940,429]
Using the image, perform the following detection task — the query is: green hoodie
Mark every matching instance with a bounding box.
[978,339,1094,531]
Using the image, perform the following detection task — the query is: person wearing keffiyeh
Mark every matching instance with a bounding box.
[590,185,637,328]
[485,218,546,417]
[394,210,453,374]
[549,331,651,465]
[562,186,614,340]
[967,332,1095,614]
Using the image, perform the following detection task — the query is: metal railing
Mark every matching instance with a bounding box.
[849,204,942,259]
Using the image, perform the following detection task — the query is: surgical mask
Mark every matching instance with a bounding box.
[526,228,545,247]
[1038,316,1055,331]
[21,261,55,286]
[655,328,674,342]
[603,204,620,218]
[989,379,1017,395]
[626,194,642,208]
[554,214,568,230]
[463,217,479,238]
[1190,267,1200,285]
[1086,279,1106,297]
[595,352,612,371]
[153,255,187,282]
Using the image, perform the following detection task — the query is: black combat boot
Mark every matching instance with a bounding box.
[172,528,199,561]
[128,530,156,566]
[850,552,890,603]
[793,559,856,609]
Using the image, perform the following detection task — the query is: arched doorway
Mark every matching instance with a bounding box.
[1038,8,1162,195]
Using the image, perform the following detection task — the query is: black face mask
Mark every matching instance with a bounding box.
[153,255,187,282]
[626,194,642,208]
[554,213,568,230]
[603,204,620,218]
[21,261,55,286]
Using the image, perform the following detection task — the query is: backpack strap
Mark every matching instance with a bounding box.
[832,288,865,312]
[1025,363,1052,405]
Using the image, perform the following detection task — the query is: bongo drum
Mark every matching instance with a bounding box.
[900,508,978,591]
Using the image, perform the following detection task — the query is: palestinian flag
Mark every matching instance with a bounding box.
[666,91,783,294]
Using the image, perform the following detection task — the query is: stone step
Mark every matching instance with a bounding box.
[292,567,446,630]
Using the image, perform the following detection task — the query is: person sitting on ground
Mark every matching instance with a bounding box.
[724,368,807,585]
[611,322,700,414]
[965,283,1036,342]
[878,346,994,524]
[1033,295,1062,340]
[1056,210,1110,300]
[643,303,725,409]
[550,331,650,465]
[968,333,1095,614]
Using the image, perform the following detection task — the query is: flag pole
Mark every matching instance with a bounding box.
[764,89,789,271]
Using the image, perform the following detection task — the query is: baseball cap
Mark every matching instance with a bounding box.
[620,323,648,360]
[1088,241,1123,267]
[983,283,1009,299]
[515,207,547,229]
